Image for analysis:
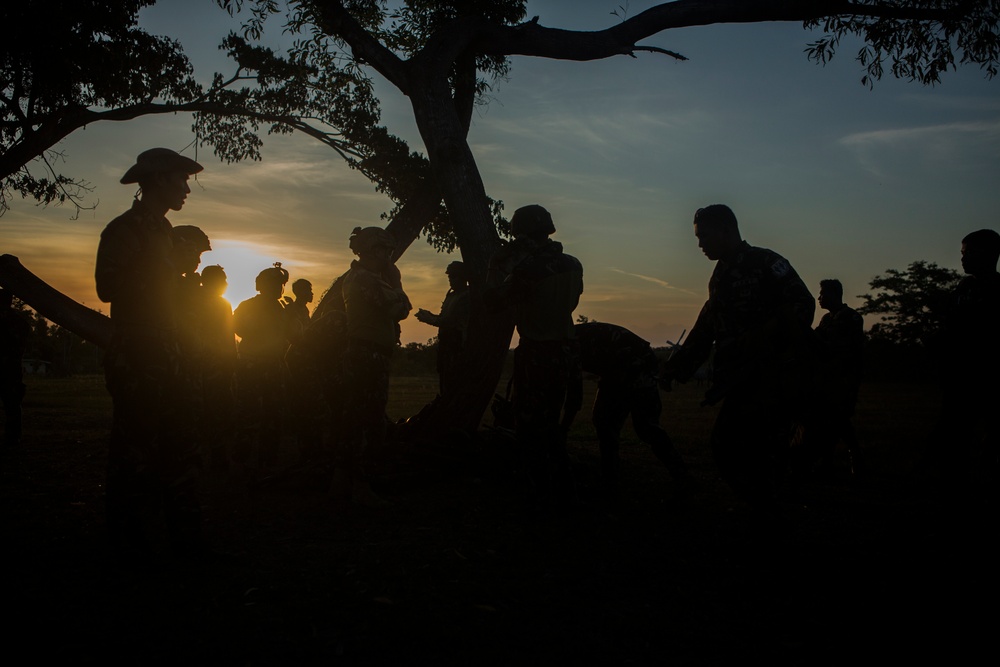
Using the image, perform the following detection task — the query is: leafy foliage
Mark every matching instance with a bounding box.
[805,0,1000,87]
[857,260,962,346]
[0,0,200,215]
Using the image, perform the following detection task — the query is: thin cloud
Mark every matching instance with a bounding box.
[839,120,1000,147]
[608,268,700,295]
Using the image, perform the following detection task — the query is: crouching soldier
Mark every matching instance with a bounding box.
[576,322,690,496]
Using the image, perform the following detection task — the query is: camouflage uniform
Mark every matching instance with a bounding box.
[1,296,30,447]
[488,236,584,495]
[233,293,289,468]
[96,199,202,554]
[196,287,237,471]
[422,285,471,398]
[801,303,865,474]
[935,271,1000,502]
[340,261,410,476]
[666,240,815,508]
[576,322,687,485]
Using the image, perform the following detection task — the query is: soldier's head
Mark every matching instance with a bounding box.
[256,263,289,299]
[818,279,844,311]
[292,279,314,304]
[201,265,228,297]
[170,225,211,276]
[510,205,555,241]
[693,204,742,262]
[445,261,469,289]
[121,148,203,213]
[349,226,396,269]
[961,228,1000,277]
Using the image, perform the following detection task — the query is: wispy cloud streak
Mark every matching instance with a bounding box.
[609,268,700,296]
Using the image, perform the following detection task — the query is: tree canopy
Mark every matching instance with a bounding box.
[857,260,962,346]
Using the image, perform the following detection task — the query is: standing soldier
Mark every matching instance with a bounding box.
[798,279,865,479]
[1,288,31,447]
[485,204,584,504]
[198,265,237,473]
[934,228,1000,507]
[234,264,291,470]
[661,204,815,512]
[285,278,314,337]
[415,261,471,398]
[575,321,690,496]
[334,226,411,507]
[95,147,205,557]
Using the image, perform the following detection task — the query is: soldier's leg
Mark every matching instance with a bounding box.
[158,377,203,554]
[104,350,163,555]
[592,383,631,487]
[629,385,688,479]
[712,390,788,510]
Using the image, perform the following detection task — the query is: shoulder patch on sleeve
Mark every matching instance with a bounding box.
[769,257,791,278]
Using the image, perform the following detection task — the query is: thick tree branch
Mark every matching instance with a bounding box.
[462,0,975,61]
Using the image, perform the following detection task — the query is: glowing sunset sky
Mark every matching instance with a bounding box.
[2,1,998,346]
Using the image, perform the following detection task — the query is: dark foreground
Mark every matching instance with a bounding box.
[1,375,994,665]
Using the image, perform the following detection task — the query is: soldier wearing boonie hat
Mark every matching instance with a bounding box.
[95,147,206,558]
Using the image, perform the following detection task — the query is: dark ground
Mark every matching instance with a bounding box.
[1,375,994,665]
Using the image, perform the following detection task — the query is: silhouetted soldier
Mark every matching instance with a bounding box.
[485,204,583,503]
[798,279,865,479]
[282,278,322,459]
[934,228,1000,507]
[198,265,237,472]
[576,322,690,495]
[415,261,471,398]
[661,204,815,511]
[95,147,205,557]
[170,225,212,371]
[234,264,291,470]
[333,226,411,507]
[1,288,31,447]
[285,278,313,342]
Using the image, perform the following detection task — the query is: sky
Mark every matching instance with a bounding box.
[3,0,998,347]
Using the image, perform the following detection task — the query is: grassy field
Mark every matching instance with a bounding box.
[1,372,991,665]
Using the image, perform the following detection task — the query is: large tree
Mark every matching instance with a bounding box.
[213,0,996,436]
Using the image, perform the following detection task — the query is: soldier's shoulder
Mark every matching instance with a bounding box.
[747,245,796,279]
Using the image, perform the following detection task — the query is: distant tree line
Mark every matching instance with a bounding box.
[11,299,103,376]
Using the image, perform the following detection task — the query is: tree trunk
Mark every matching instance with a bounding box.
[0,254,112,348]
[394,72,516,439]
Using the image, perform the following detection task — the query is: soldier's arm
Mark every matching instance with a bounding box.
[94,225,141,303]
[663,300,714,383]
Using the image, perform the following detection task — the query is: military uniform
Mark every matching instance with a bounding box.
[196,287,237,471]
[935,271,1000,502]
[666,240,815,508]
[234,293,290,468]
[421,284,471,397]
[487,236,584,496]
[96,199,202,554]
[576,322,686,486]
[801,303,865,475]
[339,260,410,477]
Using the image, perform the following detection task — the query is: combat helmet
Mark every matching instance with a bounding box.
[256,262,290,292]
[349,226,396,256]
[171,225,212,252]
[510,205,555,239]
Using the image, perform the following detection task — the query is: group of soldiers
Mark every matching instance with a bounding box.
[84,146,998,558]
